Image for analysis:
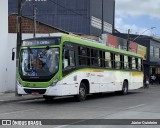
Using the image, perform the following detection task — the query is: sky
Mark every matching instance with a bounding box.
[115,0,160,37]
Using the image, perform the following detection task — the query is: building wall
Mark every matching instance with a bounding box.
[0,1,57,92]
[9,0,90,35]
[90,0,114,35]
[133,38,150,65]
[8,0,115,36]
[150,39,160,64]
[9,14,65,33]
[0,0,8,92]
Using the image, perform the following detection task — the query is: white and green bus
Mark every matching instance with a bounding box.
[14,33,143,101]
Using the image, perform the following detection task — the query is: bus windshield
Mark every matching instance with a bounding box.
[20,47,59,77]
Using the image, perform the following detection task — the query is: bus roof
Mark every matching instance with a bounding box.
[22,33,142,58]
[61,33,143,58]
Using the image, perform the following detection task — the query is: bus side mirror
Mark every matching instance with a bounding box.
[12,51,15,61]
[12,47,16,61]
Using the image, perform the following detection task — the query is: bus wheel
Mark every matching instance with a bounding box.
[121,81,128,95]
[75,83,87,102]
[43,95,54,101]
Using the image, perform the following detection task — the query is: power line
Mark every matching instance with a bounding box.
[47,0,104,25]
[48,0,89,18]
[20,0,109,30]
[47,0,112,33]
[20,0,111,33]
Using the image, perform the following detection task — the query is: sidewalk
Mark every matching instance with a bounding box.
[0,92,42,103]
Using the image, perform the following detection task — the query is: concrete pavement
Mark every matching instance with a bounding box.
[0,84,160,127]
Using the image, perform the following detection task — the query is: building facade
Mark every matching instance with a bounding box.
[8,0,115,36]
[0,0,8,92]
[9,14,67,33]
[114,33,160,78]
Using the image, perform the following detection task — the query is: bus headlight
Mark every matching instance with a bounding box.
[17,79,22,87]
[50,79,58,87]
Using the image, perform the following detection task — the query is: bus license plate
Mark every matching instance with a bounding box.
[32,92,40,95]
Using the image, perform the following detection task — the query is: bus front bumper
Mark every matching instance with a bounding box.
[17,82,64,96]
[17,83,78,96]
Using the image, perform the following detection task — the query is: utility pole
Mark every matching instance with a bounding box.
[127,29,130,51]
[17,0,22,58]
[33,4,37,38]
[16,0,22,96]
[101,0,104,34]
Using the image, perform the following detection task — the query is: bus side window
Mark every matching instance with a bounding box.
[102,51,105,67]
[91,49,98,66]
[69,50,76,67]
[63,49,75,69]
[138,58,142,71]
[132,57,136,70]
[115,54,120,69]
[111,53,115,69]
[78,46,87,66]
[124,55,128,69]
[87,48,90,66]
[141,59,143,71]
[105,52,111,68]
[128,57,132,70]
[135,58,138,70]
[63,49,69,68]
[99,50,104,67]
[120,55,124,69]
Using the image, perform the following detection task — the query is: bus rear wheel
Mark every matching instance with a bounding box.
[121,81,128,95]
[75,82,87,102]
[43,95,54,101]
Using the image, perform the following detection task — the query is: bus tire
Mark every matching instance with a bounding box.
[121,81,128,95]
[43,95,54,101]
[75,82,87,102]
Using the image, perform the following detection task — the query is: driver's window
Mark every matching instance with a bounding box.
[63,49,75,69]
[63,49,69,68]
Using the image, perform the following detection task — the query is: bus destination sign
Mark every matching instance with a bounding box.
[22,38,61,46]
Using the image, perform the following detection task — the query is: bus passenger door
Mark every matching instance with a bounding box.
[62,42,78,95]
[89,49,101,93]
[90,70,100,93]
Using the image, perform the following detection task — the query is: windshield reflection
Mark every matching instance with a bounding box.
[20,48,59,77]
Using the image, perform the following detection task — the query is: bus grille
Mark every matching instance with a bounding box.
[24,89,46,94]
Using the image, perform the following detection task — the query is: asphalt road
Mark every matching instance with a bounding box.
[0,85,160,128]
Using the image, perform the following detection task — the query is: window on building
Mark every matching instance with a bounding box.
[155,47,159,58]
[150,46,154,57]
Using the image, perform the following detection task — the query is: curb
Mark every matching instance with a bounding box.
[0,96,43,104]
